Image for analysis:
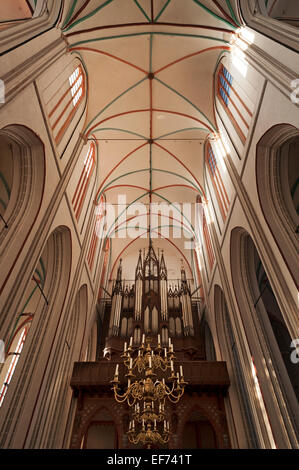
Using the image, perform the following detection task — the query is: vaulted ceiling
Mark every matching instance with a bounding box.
[62,0,239,282]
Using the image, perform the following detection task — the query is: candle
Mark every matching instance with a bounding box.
[129,421,132,430]
[129,336,133,347]
[158,334,161,345]
[159,403,161,413]
[124,342,127,352]
[164,420,166,431]
[167,421,169,430]
[154,419,157,429]
[176,372,179,380]
[132,420,135,430]
[115,364,119,377]
[142,334,145,344]
[170,360,174,372]
[162,378,165,385]
[129,358,133,369]
[164,348,167,358]
[138,349,141,356]
[168,338,171,347]
[152,401,154,409]
[180,365,183,377]
[128,379,131,387]
[149,356,152,368]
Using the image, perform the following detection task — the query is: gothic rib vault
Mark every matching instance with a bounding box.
[62,0,238,280]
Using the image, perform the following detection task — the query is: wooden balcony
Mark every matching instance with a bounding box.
[70,360,230,394]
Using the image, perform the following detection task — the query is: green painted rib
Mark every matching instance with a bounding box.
[5,285,38,352]
[39,258,46,282]
[225,0,241,26]
[154,77,216,131]
[70,31,230,49]
[291,178,299,199]
[192,0,237,30]
[34,268,43,285]
[105,192,149,239]
[155,127,207,140]
[152,191,197,239]
[105,190,196,241]
[0,172,11,198]
[133,0,151,22]
[154,0,172,22]
[64,0,115,32]
[97,168,201,203]
[149,33,153,73]
[85,76,147,131]
[92,127,147,139]
[62,0,78,28]
[111,223,194,240]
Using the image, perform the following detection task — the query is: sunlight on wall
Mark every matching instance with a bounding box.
[230,27,255,78]
[251,358,277,449]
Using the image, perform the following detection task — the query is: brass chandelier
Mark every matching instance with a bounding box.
[111,334,187,448]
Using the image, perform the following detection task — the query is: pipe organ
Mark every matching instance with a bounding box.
[102,243,204,359]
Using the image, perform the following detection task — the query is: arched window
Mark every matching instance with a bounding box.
[0,324,30,407]
[87,196,105,272]
[72,141,96,221]
[205,141,230,222]
[216,62,254,147]
[256,125,299,286]
[48,64,86,146]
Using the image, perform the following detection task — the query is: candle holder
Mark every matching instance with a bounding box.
[110,335,187,448]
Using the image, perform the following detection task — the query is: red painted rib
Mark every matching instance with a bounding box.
[155,45,230,74]
[69,47,148,74]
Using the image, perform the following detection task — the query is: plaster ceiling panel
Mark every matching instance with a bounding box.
[97,140,150,183]
[155,0,225,27]
[64,0,149,33]
[89,109,151,139]
[157,49,225,127]
[151,79,213,136]
[68,34,151,75]
[153,110,208,142]
[151,32,226,74]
